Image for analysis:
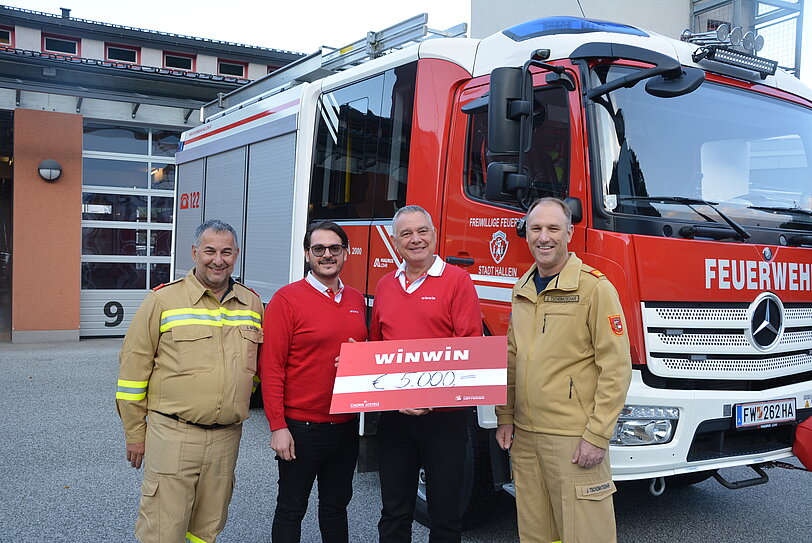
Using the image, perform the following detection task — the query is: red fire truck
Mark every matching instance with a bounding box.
[174,14,812,523]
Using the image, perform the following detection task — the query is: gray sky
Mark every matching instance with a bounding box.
[10,0,812,85]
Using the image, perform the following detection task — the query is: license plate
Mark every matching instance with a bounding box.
[734,398,796,430]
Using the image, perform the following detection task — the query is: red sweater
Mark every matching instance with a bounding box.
[370,263,482,341]
[259,279,368,430]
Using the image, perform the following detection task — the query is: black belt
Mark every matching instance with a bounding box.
[154,411,232,430]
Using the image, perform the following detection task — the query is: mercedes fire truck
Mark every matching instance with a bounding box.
[173,14,812,524]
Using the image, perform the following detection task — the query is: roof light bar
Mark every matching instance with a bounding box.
[693,45,777,79]
[684,24,776,79]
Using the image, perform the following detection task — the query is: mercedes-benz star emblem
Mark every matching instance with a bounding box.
[746,292,784,351]
[762,247,773,261]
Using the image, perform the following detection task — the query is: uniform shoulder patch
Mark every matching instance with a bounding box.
[588,269,605,278]
[608,314,624,336]
[246,286,261,299]
[234,281,261,299]
[152,277,183,291]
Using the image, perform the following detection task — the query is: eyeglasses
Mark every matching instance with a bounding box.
[308,244,346,257]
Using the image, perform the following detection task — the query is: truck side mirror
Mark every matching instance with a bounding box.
[644,67,705,98]
[487,67,532,155]
[485,162,529,201]
[565,197,583,224]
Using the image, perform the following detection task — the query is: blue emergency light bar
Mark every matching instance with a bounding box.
[503,16,649,42]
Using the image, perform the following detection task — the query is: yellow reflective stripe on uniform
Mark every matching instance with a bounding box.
[159,307,262,332]
[116,379,148,401]
[186,532,208,543]
[252,374,260,393]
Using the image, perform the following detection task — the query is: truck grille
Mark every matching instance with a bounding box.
[643,301,812,380]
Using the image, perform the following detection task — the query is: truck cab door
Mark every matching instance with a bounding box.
[440,65,585,335]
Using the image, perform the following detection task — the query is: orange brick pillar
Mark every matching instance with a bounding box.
[12,109,83,343]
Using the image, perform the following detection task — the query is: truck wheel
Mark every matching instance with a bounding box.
[414,410,498,529]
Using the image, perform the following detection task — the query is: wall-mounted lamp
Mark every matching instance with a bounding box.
[38,159,62,182]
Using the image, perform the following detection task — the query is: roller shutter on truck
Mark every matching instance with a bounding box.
[203,147,247,278]
[243,134,297,300]
[174,158,204,279]
[173,88,301,302]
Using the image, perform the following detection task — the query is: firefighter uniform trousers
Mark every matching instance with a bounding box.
[135,412,242,543]
[512,429,617,543]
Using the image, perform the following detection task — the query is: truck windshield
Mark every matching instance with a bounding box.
[591,65,812,232]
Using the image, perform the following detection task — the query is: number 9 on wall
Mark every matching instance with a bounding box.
[80,292,146,337]
[104,301,124,327]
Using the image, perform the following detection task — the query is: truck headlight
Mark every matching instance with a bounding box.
[610,405,679,446]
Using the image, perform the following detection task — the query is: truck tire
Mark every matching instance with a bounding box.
[414,410,498,529]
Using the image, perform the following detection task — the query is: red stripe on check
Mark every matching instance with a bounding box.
[185,99,300,145]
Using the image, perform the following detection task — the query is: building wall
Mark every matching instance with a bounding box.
[141,48,162,67]
[83,37,104,59]
[12,108,83,342]
[13,25,39,50]
[196,55,217,75]
[471,0,692,41]
[248,63,269,80]
[6,22,276,80]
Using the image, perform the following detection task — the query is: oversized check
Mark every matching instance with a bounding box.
[330,335,507,414]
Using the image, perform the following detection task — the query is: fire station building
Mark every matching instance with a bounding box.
[0,5,302,342]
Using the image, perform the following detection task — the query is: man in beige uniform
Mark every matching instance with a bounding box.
[116,219,263,543]
[495,198,631,543]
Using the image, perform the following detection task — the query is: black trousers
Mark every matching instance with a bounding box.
[377,409,469,543]
[272,418,359,543]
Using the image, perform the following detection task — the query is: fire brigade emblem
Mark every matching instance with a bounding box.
[489,231,509,264]
[609,314,624,336]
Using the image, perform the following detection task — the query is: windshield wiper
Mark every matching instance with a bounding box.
[748,205,812,218]
[618,196,751,241]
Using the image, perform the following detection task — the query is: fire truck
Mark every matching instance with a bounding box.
[173,14,812,524]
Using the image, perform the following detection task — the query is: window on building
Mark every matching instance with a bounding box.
[0,27,13,46]
[84,124,148,154]
[106,44,139,64]
[267,65,281,74]
[218,59,246,77]
[152,130,180,156]
[43,34,79,56]
[150,163,176,190]
[164,52,195,71]
[83,159,149,189]
[81,125,181,288]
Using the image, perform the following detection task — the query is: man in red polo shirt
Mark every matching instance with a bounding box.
[370,205,482,543]
[259,221,368,543]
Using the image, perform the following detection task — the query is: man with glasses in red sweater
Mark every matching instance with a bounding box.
[371,205,482,543]
[259,221,368,543]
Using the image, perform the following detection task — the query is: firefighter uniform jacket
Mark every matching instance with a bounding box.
[116,270,263,444]
[496,253,632,449]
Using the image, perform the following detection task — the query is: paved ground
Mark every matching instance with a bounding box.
[1,338,810,542]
